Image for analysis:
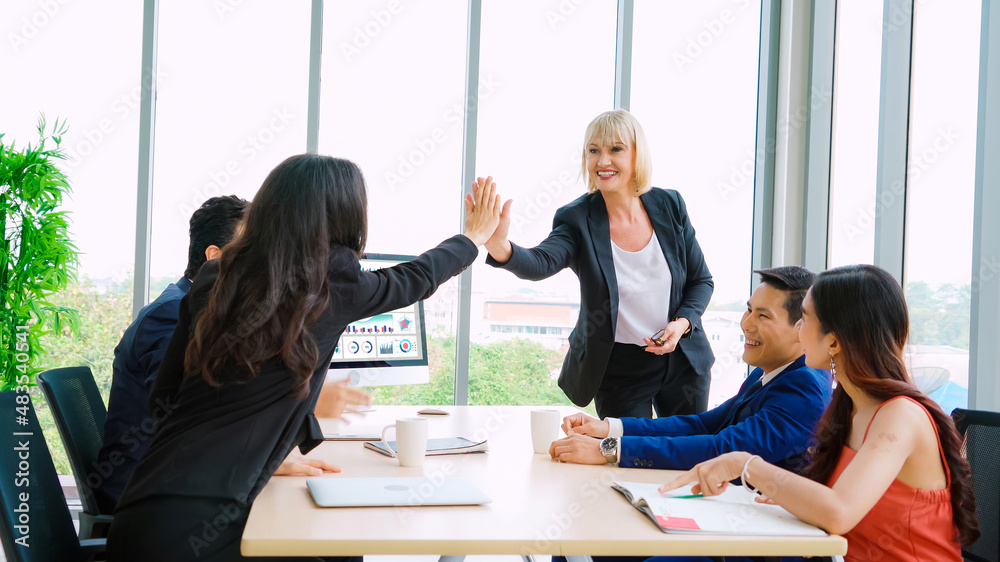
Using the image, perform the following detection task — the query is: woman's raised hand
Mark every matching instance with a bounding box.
[463,175,502,246]
[467,176,513,262]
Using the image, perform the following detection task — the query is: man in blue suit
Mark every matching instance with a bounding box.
[550,266,832,474]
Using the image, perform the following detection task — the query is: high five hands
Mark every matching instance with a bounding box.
[466,176,514,261]
[463,175,504,246]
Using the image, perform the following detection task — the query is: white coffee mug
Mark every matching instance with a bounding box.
[530,409,561,454]
[380,417,429,467]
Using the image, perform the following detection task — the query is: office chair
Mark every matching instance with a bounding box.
[952,407,1000,562]
[0,391,105,561]
[37,366,113,539]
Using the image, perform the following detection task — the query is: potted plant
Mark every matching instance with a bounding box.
[0,115,80,390]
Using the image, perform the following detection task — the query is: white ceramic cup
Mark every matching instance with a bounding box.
[530,409,561,454]
[380,417,429,467]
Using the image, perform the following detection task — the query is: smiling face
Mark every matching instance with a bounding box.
[586,139,635,195]
[740,282,804,373]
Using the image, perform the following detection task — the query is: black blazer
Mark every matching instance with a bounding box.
[486,188,715,406]
[116,235,478,510]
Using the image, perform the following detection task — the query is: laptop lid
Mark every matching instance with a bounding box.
[307,477,492,507]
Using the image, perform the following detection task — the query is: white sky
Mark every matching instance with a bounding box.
[0,0,983,304]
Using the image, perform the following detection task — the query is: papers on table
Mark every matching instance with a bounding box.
[612,481,828,536]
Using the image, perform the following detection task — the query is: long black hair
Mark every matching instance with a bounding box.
[802,265,979,546]
[184,154,368,395]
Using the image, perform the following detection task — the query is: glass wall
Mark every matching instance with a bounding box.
[149,1,311,294]
[827,0,883,269]
[0,1,143,475]
[319,0,469,404]
[903,0,981,413]
[631,0,762,407]
[468,0,617,410]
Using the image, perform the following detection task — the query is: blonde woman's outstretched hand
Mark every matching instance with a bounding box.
[463,175,502,246]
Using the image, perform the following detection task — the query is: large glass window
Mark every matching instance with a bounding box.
[827,0,883,269]
[631,0,762,408]
[468,0,617,410]
[149,2,311,295]
[0,1,143,475]
[903,0,981,413]
[318,1,469,404]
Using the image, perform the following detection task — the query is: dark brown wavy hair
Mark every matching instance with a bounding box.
[802,265,979,546]
[184,154,368,396]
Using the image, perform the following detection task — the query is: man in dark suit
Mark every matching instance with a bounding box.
[549,266,832,474]
[93,196,251,512]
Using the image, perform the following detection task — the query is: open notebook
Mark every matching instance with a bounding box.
[613,481,828,536]
[364,437,488,456]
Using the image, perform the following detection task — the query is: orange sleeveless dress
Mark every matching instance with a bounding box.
[827,396,962,561]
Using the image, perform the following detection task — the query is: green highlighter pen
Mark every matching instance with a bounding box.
[670,494,704,499]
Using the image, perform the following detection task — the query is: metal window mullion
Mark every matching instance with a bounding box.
[614,0,634,110]
[132,0,159,319]
[306,0,323,154]
[969,0,1000,412]
[751,0,782,280]
[454,0,483,406]
[802,0,836,272]
[873,0,914,285]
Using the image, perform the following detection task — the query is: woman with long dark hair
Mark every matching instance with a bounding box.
[106,154,501,561]
[661,265,978,561]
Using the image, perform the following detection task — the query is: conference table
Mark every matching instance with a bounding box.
[241,405,847,558]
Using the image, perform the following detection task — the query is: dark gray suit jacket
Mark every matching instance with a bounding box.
[486,188,715,406]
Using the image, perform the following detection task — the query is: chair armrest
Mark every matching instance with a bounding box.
[79,538,107,561]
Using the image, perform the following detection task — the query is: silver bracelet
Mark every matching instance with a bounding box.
[741,454,762,498]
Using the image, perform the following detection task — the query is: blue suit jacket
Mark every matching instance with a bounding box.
[94,277,191,512]
[620,355,832,472]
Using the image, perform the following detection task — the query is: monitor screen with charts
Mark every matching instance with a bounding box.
[328,254,429,387]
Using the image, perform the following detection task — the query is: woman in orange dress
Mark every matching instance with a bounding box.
[661,264,978,561]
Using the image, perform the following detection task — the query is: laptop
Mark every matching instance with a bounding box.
[307,477,493,507]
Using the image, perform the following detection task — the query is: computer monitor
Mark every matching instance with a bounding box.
[327,253,430,387]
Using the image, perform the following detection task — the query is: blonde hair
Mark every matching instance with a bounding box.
[581,109,653,195]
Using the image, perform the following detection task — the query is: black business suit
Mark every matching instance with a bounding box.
[106,235,477,562]
[486,188,714,418]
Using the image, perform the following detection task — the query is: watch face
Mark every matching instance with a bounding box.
[601,437,617,453]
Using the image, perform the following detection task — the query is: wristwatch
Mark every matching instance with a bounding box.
[599,437,619,464]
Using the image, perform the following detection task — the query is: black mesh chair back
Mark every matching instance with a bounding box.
[953,408,1000,562]
[0,391,102,561]
[36,367,109,528]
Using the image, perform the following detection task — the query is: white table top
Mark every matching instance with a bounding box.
[242,405,847,558]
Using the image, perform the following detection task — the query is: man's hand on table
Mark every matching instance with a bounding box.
[315,380,372,420]
[549,434,608,465]
[561,412,610,437]
[274,447,342,476]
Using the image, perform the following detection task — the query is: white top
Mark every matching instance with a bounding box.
[611,231,672,345]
